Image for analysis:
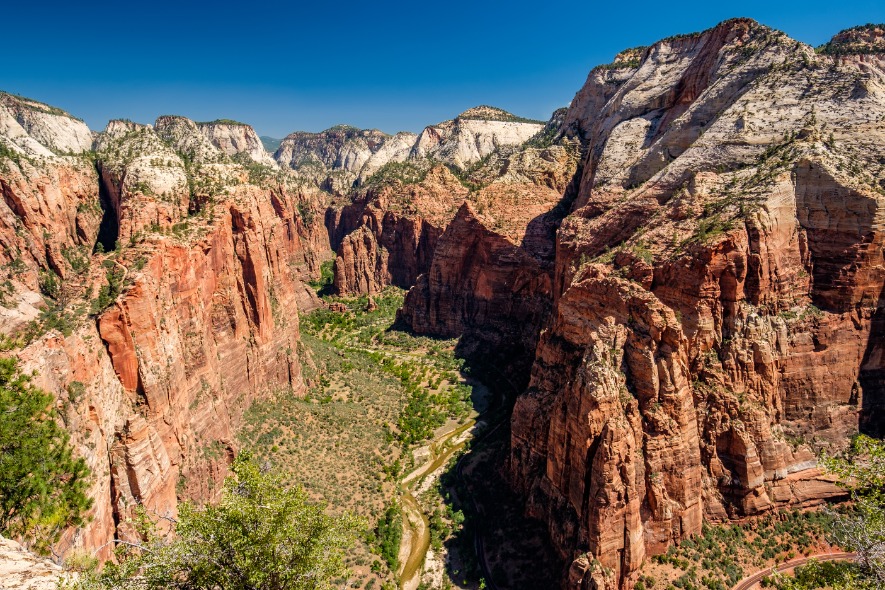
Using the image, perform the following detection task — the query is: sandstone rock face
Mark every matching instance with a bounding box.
[398,202,555,383]
[0,105,327,561]
[401,19,885,589]
[333,225,389,296]
[274,106,546,195]
[155,115,226,164]
[198,120,278,167]
[274,126,417,192]
[329,165,468,295]
[818,23,885,55]
[392,121,579,371]
[0,536,66,590]
[94,120,192,243]
[522,19,885,588]
[0,92,93,156]
[411,107,544,169]
[331,134,580,296]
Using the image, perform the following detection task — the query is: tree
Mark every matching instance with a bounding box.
[375,500,402,572]
[82,453,357,590]
[823,434,885,587]
[0,356,91,552]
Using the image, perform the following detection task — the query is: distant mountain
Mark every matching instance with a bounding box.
[260,135,282,154]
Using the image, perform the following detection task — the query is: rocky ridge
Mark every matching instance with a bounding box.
[329,134,579,296]
[273,107,546,194]
[0,92,93,156]
[274,126,418,193]
[399,18,885,589]
[197,119,278,167]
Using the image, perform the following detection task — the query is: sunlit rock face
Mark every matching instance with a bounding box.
[0,106,328,559]
[400,18,885,589]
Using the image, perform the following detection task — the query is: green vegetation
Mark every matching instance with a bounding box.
[296,288,472,449]
[647,509,835,590]
[240,286,478,587]
[525,108,568,149]
[0,139,29,166]
[325,124,364,133]
[816,435,885,587]
[691,214,734,244]
[0,90,82,120]
[816,24,885,55]
[456,106,545,125]
[0,357,91,552]
[363,160,429,189]
[766,559,874,590]
[198,118,249,126]
[308,259,334,293]
[90,263,125,315]
[76,453,357,590]
[375,500,403,571]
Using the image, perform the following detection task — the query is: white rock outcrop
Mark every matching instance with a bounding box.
[198,120,277,167]
[0,93,93,156]
[0,537,67,590]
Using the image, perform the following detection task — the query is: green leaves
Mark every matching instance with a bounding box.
[0,357,91,552]
[375,500,402,572]
[821,435,885,587]
[84,453,358,590]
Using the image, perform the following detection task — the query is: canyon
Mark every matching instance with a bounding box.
[0,17,883,590]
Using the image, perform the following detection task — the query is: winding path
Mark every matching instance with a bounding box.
[397,420,478,590]
[730,552,856,590]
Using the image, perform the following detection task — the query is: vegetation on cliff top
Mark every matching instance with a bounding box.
[456,105,545,125]
[816,24,885,55]
[0,90,84,120]
[197,118,249,126]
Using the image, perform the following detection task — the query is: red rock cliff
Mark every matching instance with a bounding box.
[401,19,885,589]
[0,113,327,559]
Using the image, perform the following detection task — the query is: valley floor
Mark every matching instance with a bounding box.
[237,287,843,590]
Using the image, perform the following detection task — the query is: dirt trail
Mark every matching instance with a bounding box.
[731,552,856,590]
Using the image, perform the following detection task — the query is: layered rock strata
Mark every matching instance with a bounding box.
[0,110,326,560]
[401,18,885,589]
[332,137,579,296]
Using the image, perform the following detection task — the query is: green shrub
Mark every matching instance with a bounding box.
[78,452,356,590]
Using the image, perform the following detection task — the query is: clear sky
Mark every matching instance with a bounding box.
[3,1,882,137]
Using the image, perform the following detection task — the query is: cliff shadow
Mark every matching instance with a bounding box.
[436,421,563,590]
[432,353,563,590]
[94,165,120,253]
[860,282,885,436]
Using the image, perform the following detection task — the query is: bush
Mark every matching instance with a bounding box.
[376,500,402,572]
[79,452,357,590]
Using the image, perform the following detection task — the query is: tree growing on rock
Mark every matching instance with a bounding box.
[0,357,91,552]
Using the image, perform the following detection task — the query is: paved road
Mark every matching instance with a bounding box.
[731,552,856,590]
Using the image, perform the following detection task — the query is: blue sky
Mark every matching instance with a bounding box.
[3,1,882,137]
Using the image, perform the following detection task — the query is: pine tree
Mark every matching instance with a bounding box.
[0,357,91,551]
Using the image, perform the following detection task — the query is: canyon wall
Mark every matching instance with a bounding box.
[400,19,885,589]
[331,136,580,297]
[0,105,327,558]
